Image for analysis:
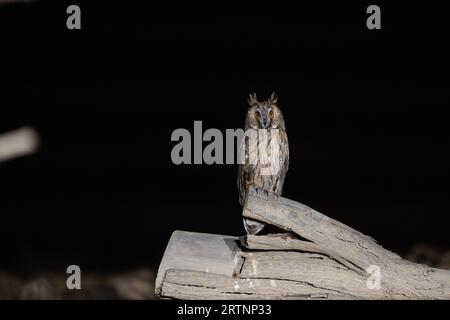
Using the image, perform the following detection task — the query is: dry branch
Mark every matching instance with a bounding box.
[155,188,450,299]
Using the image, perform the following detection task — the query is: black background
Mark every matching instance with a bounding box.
[0,1,448,276]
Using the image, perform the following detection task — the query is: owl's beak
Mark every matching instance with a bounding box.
[261,117,269,128]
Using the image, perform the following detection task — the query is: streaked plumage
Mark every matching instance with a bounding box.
[238,92,289,234]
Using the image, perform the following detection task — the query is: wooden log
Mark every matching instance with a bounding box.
[243,188,450,299]
[155,230,244,296]
[242,233,362,273]
[155,189,450,299]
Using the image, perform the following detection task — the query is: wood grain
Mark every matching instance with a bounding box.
[156,188,450,299]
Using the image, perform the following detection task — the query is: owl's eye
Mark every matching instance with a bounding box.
[269,110,274,118]
[255,112,260,119]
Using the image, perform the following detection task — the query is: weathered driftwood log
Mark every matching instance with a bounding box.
[155,188,450,299]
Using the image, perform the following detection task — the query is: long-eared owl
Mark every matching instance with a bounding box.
[238,92,289,234]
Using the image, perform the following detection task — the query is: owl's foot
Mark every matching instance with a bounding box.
[254,188,268,197]
[268,192,280,201]
[255,188,279,201]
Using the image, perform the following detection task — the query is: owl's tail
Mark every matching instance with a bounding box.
[243,218,265,235]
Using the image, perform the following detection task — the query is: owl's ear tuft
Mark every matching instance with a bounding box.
[269,92,278,104]
[248,93,258,106]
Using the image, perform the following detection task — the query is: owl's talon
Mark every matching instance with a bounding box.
[268,192,279,200]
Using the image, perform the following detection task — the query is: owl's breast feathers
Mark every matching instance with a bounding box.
[238,128,289,206]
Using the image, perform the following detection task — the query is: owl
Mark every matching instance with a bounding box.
[238,92,289,234]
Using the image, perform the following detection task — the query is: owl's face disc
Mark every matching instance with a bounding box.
[248,100,284,129]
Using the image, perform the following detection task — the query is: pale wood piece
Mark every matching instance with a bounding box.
[155,230,243,296]
[156,189,450,299]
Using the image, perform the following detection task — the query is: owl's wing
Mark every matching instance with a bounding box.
[282,128,289,172]
[238,162,255,206]
[274,128,289,195]
[237,164,246,206]
[237,125,253,206]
